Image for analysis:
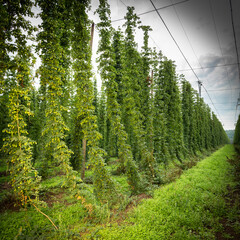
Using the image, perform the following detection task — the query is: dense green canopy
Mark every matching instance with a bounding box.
[0,0,229,207]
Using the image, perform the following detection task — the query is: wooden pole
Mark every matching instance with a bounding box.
[151,69,153,97]
[90,22,94,50]
[150,70,154,160]
[81,22,95,180]
[81,138,86,179]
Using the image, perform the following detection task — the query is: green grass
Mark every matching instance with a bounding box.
[0,167,90,239]
[158,147,217,184]
[0,160,130,239]
[0,145,237,239]
[41,176,64,190]
[114,175,129,195]
[0,201,87,240]
[97,145,236,239]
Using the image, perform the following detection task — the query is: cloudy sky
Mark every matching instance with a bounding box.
[32,0,240,130]
[86,0,240,130]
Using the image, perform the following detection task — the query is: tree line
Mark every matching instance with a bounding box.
[0,0,229,207]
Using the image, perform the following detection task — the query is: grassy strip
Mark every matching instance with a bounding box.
[97,145,236,239]
[0,145,235,239]
[216,149,240,239]
[0,199,88,239]
[0,168,130,239]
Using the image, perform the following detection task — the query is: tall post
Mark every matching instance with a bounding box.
[198,80,202,97]
[90,22,95,50]
[150,69,154,159]
[81,22,95,180]
[151,69,154,97]
[81,138,86,179]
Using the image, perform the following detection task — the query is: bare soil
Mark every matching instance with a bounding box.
[216,153,240,240]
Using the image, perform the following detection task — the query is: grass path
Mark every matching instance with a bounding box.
[97,145,236,239]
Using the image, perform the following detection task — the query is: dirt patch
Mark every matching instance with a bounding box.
[110,193,152,226]
[41,191,66,207]
[0,198,20,213]
[216,218,240,240]
[0,173,20,213]
[216,191,240,240]
[132,193,152,205]
[0,189,20,213]
[215,154,240,240]
[0,181,11,191]
[165,168,183,183]
[0,171,8,177]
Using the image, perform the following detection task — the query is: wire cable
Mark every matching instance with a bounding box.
[112,0,190,23]
[235,93,240,122]
[229,0,240,83]
[201,85,223,122]
[209,0,233,102]
[171,0,203,70]
[207,88,240,92]
[149,0,199,80]
[229,0,240,123]
[149,0,225,123]
[211,102,238,104]
[149,35,161,50]
[117,0,162,51]
[176,62,239,72]
[119,0,127,8]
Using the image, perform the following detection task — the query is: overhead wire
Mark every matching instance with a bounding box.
[149,35,161,51]
[210,102,238,104]
[149,0,199,80]
[229,0,240,123]
[119,0,127,8]
[172,0,235,120]
[201,84,222,120]
[149,0,223,122]
[112,0,190,23]
[94,0,235,127]
[117,0,190,52]
[170,0,204,70]
[229,0,240,83]
[207,88,240,92]
[176,62,239,72]
[171,0,211,89]
[117,1,162,52]
[209,0,233,103]
[207,108,238,110]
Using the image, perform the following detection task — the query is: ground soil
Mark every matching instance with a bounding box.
[0,179,20,213]
[216,153,240,240]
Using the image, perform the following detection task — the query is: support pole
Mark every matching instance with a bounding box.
[198,80,202,97]
[81,22,95,180]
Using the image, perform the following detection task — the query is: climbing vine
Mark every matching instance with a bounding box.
[36,0,76,189]
[71,0,116,201]
[0,0,230,210]
[159,57,184,162]
[96,0,142,193]
[153,50,170,164]
[121,7,157,181]
[1,0,40,206]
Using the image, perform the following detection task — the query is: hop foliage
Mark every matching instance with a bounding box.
[0,0,230,208]
[3,88,41,206]
[234,115,240,147]
[71,0,117,201]
[96,0,142,193]
[36,0,76,189]
[0,0,41,207]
